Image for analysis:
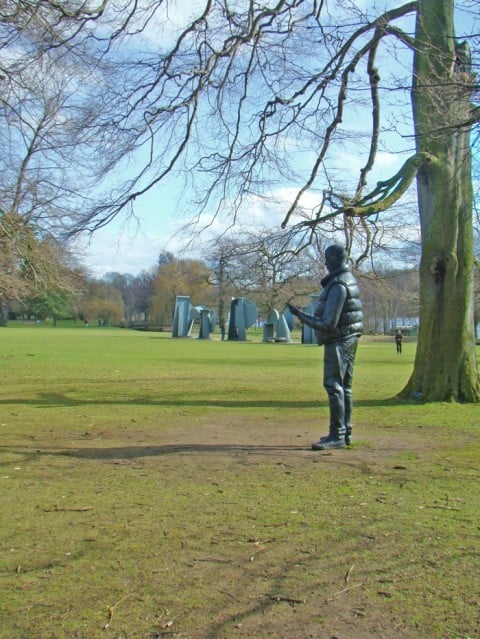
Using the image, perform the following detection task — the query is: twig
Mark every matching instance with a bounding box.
[345,564,355,584]
[194,557,231,563]
[264,594,305,604]
[326,582,363,601]
[102,593,139,630]
[44,506,94,512]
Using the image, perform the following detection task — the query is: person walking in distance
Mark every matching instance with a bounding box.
[395,329,403,354]
[288,245,363,450]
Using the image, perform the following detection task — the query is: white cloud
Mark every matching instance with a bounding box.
[331,149,407,185]
[77,217,185,276]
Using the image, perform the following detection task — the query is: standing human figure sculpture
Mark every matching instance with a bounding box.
[288,245,363,450]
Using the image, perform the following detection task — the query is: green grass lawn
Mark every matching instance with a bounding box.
[1,325,479,639]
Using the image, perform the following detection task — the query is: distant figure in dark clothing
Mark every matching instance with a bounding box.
[395,330,403,354]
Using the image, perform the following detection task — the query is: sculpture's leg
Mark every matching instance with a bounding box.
[343,337,358,445]
[344,386,353,445]
[312,342,346,450]
[312,337,358,450]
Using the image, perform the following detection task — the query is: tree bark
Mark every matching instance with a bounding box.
[0,301,8,327]
[402,0,479,401]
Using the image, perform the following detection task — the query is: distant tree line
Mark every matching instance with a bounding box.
[8,228,470,336]
[4,222,480,336]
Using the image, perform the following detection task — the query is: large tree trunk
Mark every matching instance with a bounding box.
[402,0,479,401]
[0,300,8,327]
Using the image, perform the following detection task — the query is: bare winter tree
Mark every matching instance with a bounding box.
[205,228,326,323]
[0,0,109,317]
[359,268,420,334]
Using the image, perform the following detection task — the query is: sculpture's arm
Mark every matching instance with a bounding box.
[288,284,347,331]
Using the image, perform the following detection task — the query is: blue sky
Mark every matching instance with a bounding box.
[77,187,186,276]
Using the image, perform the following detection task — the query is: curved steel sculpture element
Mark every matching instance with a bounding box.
[300,295,320,345]
[262,309,291,342]
[172,295,192,338]
[197,307,217,339]
[227,297,257,341]
[172,297,216,339]
[283,307,295,332]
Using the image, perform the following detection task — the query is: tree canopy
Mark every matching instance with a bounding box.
[49,2,477,255]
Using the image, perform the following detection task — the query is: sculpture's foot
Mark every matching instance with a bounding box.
[311,436,346,450]
[319,432,352,446]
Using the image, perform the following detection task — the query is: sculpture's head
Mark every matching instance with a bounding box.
[325,244,348,272]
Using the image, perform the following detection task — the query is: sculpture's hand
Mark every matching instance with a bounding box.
[287,303,300,317]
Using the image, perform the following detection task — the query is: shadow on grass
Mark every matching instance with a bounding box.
[0,442,384,470]
[0,443,310,462]
[59,443,312,459]
[0,392,408,409]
